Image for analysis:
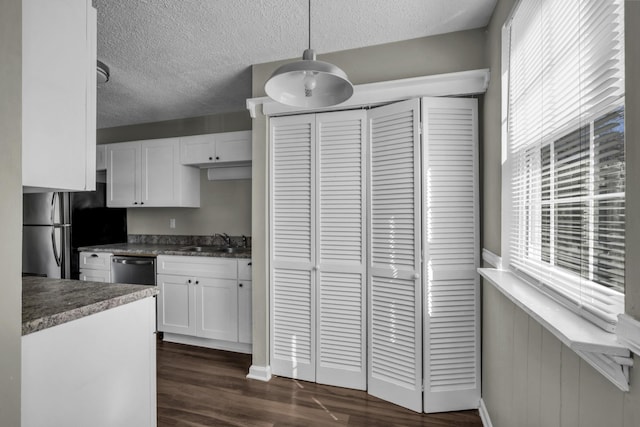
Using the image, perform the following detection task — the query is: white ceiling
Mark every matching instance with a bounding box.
[95,0,497,129]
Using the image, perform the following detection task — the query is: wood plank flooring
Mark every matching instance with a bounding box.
[157,340,482,426]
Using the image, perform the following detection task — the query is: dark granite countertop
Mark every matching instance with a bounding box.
[22,277,158,336]
[77,243,251,259]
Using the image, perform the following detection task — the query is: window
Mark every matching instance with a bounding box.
[504,0,625,331]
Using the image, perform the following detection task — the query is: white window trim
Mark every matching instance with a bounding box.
[479,267,632,391]
[494,1,634,391]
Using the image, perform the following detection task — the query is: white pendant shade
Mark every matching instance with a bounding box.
[265,49,354,108]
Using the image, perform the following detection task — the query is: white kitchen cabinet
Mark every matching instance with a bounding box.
[156,273,196,335]
[237,258,253,344]
[238,281,252,344]
[106,138,200,208]
[180,130,251,167]
[22,0,97,192]
[22,297,156,427]
[196,277,238,341]
[156,255,252,353]
[79,251,112,283]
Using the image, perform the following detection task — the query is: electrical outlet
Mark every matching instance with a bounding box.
[169,218,176,229]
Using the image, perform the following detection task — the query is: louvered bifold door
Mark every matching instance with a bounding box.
[270,114,316,382]
[368,98,423,412]
[316,111,367,390]
[422,97,480,413]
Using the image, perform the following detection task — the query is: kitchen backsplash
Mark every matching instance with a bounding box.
[128,234,251,248]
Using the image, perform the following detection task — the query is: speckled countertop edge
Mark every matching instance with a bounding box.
[22,277,158,336]
[77,243,252,259]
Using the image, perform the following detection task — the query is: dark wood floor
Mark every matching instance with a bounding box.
[157,340,483,427]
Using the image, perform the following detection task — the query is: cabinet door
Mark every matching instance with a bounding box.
[215,130,252,163]
[140,138,179,206]
[107,142,140,207]
[180,134,216,165]
[195,278,238,341]
[238,281,252,344]
[238,259,252,281]
[22,0,96,192]
[79,252,111,271]
[157,274,196,335]
[79,269,110,282]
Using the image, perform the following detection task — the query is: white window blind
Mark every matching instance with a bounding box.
[506,0,625,331]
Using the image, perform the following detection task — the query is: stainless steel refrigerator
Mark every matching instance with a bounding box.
[22,183,127,279]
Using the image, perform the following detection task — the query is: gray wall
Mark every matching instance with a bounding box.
[0,0,22,425]
[250,29,488,369]
[480,1,640,426]
[97,111,252,236]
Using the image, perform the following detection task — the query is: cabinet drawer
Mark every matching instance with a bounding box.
[238,259,252,281]
[79,252,112,271]
[79,268,110,282]
[157,255,237,279]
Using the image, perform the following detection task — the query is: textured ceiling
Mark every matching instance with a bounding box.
[95,0,497,129]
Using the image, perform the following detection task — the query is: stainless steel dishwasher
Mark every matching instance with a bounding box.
[111,255,156,285]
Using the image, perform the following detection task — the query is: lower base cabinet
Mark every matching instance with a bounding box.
[79,251,112,282]
[22,298,156,427]
[156,255,252,353]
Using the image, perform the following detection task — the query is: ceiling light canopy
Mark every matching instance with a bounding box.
[264,0,353,108]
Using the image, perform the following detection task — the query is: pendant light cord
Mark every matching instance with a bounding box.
[308,0,311,50]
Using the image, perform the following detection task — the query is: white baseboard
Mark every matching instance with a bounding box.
[478,399,493,427]
[161,333,252,354]
[246,364,272,382]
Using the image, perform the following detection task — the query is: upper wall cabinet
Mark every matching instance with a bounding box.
[180,131,251,167]
[106,138,200,208]
[22,0,97,193]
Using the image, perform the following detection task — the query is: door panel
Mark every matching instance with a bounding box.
[368,98,423,412]
[215,131,252,163]
[316,111,367,390]
[141,138,178,206]
[270,115,316,382]
[107,142,139,207]
[157,274,196,335]
[422,97,480,412]
[271,267,315,381]
[196,278,238,341]
[22,226,61,278]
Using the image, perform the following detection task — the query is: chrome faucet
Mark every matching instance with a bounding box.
[214,233,232,247]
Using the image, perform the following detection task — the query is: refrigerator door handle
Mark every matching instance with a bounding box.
[51,226,61,267]
[50,192,57,225]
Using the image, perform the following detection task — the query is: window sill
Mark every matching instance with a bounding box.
[479,267,633,392]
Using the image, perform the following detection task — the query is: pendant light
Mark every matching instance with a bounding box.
[264,0,353,108]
